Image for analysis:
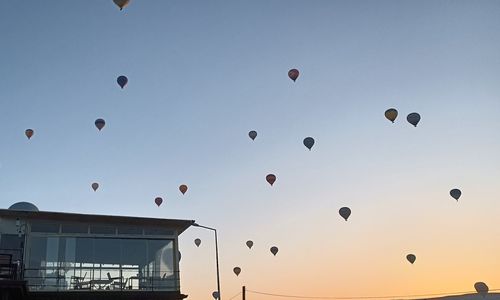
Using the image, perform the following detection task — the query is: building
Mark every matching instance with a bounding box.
[0,202,194,300]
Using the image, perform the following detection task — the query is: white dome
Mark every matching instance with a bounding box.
[8,202,39,212]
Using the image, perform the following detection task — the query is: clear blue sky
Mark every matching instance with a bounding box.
[1,1,499,299]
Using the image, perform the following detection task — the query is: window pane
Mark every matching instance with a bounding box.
[147,240,174,290]
[31,222,59,233]
[94,238,120,264]
[46,237,59,264]
[90,226,116,235]
[144,228,174,236]
[75,238,93,263]
[61,224,88,234]
[118,227,142,235]
[28,237,47,268]
[121,239,147,266]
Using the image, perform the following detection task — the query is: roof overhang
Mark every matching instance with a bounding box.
[0,209,195,235]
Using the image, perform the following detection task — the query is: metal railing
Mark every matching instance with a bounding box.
[22,266,180,292]
[0,249,23,280]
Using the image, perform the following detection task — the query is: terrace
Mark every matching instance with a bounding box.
[0,202,193,300]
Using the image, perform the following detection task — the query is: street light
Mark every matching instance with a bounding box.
[192,223,221,300]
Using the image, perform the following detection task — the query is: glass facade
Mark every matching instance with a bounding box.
[24,235,177,291]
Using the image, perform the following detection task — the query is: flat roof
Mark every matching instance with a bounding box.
[0,209,195,235]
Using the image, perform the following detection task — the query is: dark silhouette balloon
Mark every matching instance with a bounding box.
[25,129,34,140]
[113,0,130,10]
[303,137,315,150]
[270,246,279,256]
[154,197,163,207]
[179,184,188,195]
[194,238,201,247]
[246,240,253,249]
[450,189,461,201]
[288,69,299,82]
[95,119,106,131]
[339,207,351,221]
[406,254,416,264]
[266,174,276,186]
[117,75,128,89]
[178,251,181,262]
[91,182,99,191]
[233,267,241,276]
[385,108,398,123]
[212,291,219,299]
[474,282,489,298]
[407,113,421,127]
[248,130,257,141]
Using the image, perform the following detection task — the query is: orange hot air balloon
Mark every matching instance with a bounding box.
[25,129,34,140]
[154,197,163,207]
[113,0,130,10]
[91,182,99,191]
[288,69,299,82]
[266,174,276,186]
[179,184,188,195]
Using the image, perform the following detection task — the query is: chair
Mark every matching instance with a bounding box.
[71,272,88,289]
[107,272,128,290]
[0,254,14,279]
[90,274,113,290]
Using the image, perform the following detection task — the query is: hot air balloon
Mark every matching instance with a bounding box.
[385,108,398,123]
[406,254,416,264]
[288,69,299,82]
[270,246,279,256]
[117,75,128,89]
[194,238,201,247]
[113,0,130,10]
[179,184,188,195]
[407,113,421,127]
[178,251,181,262]
[91,183,99,191]
[154,197,163,207]
[246,240,253,249]
[339,207,351,221]
[212,291,220,300]
[233,267,241,276]
[303,137,315,150]
[25,129,34,140]
[450,189,461,201]
[248,130,257,141]
[266,174,276,186]
[474,282,489,298]
[95,119,105,131]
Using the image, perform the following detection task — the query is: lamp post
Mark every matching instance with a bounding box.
[192,223,221,300]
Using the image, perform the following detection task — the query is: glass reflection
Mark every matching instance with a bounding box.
[25,236,176,291]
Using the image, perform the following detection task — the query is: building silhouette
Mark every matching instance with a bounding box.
[0,202,194,300]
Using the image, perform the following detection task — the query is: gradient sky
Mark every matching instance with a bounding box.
[1,1,500,299]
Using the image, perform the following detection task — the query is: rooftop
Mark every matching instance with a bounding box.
[0,208,195,235]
